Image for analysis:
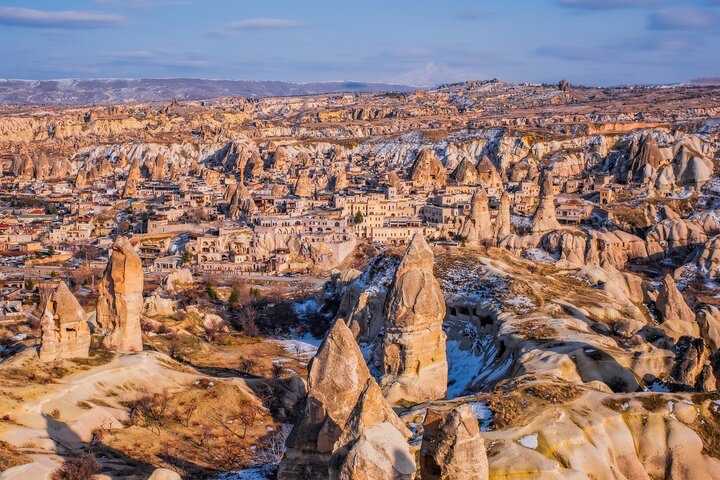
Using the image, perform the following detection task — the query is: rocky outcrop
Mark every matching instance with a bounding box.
[530,170,560,233]
[409,148,446,189]
[494,191,511,242]
[160,268,194,293]
[227,182,257,219]
[38,282,90,362]
[294,169,313,197]
[278,320,413,480]
[330,167,348,192]
[671,336,716,391]
[378,233,447,405]
[420,404,488,480]
[148,468,182,480]
[656,274,699,339]
[96,236,144,352]
[646,206,707,257]
[460,188,492,246]
[476,156,503,189]
[450,158,478,185]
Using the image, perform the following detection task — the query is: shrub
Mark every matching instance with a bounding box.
[50,454,100,480]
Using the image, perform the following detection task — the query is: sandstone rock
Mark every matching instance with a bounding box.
[460,188,492,246]
[698,306,720,351]
[450,158,477,185]
[39,282,90,362]
[330,167,348,192]
[695,234,720,280]
[530,170,560,233]
[96,236,144,352]
[142,294,176,318]
[494,191,512,242]
[656,274,699,339]
[337,422,416,480]
[420,404,488,480]
[476,155,503,189]
[278,320,412,479]
[387,171,402,189]
[379,233,447,405]
[409,148,445,189]
[227,181,257,219]
[294,169,313,197]
[161,268,194,293]
[671,336,715,391]
[674,145,713,189]
[147,468,181,480]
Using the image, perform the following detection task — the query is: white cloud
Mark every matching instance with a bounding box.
[388,62,484,87]
[0,6,124,28]
[557,0,663,9]
[210,17,308,37]
[649,8,719,30]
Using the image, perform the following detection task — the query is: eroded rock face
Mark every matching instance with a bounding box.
[96,236,144,352]
[278,320,413,480]
[160,268,194,293]
[656,274,699,339]
[460,188,492,246]
[420,404,489,480]
[39,282,90,362]
[378,233,448,405]
[338,422,416,480]
[494,191,511,242]
[530,170,560,233]
[294,169,313,197]
[671,336,716,391]
[409,148,446,189]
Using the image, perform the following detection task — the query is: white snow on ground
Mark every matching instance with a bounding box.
[645,380,671,392]
[290,331,324,347]
[523,248,559,264]
[467,402,493,431]
[9,333,26,342]
[446,334,513,398]
[216,466,274,480]
[359,342,374,362]
[272,339,318,359]
[503,295,535,313]
[518,433,539,449]
[292,298,321,320]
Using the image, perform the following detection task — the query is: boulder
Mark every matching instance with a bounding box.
[147,469,181,480]
[161,268,194,293]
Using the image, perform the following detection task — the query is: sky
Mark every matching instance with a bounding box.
[0,0,718,86]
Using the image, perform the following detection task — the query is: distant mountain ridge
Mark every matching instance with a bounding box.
[0,78,417,105]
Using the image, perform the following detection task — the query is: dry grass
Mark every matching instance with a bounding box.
[108,382,278,477]
[487,382,581,429]
[0,440,30,470]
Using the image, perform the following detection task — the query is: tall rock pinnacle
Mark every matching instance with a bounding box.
[379,233,448,405]
[96,236,144,352]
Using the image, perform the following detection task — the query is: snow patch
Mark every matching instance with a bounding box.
[518,433,539,449]
[467,402,493,431]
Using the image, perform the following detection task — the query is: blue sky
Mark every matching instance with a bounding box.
[0,0,718,86]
